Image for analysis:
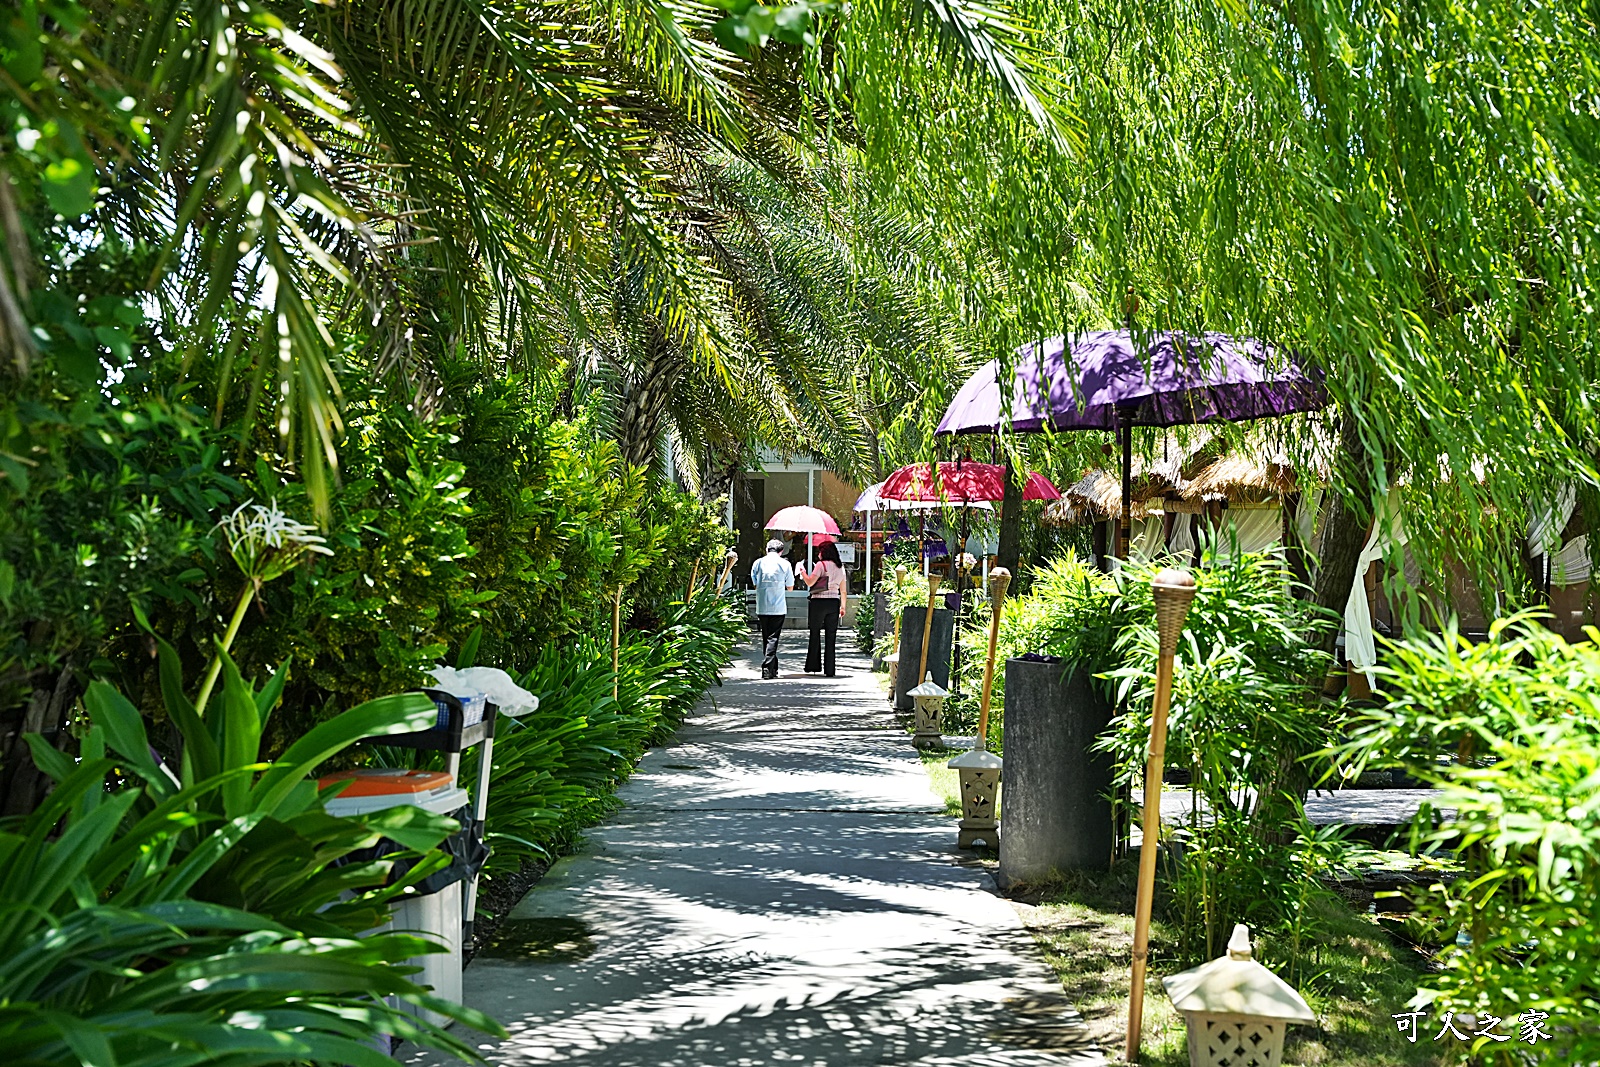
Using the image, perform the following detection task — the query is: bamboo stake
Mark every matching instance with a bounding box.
[915,574,944,686]
[974,568,1011,751]
[1126,568,1197,1064]
[686,557,701,601]
[717,550,738,594]
[612,585,624,702]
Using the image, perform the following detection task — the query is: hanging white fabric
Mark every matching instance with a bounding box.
[1130,515,1166,563]
[1527,484,1577,557]
[1167,513,1197,558]
[1345,489,1408,683]
[1552,534,1592,586]
[1231,508,1283,554]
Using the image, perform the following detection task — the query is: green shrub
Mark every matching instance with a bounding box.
[1102,547,1335,966]
[0,645,504,1063]
[1337,616,1600,1061]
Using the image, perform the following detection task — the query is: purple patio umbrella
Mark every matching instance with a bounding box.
[936,330,1327,558]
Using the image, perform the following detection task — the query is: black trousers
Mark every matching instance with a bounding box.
[757,614,784,678]
[806,598,840,676]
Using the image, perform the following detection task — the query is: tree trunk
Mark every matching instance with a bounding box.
[616,324,685,472]
[2,666,77,816]
[996,460,1023,577]
[1310,410,1375,658]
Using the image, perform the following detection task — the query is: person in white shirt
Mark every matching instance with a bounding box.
[799,541,848,677]
[750,539,795,679]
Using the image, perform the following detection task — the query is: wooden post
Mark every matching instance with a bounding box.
[717,550,738,594]
[686,557,701,602]
[612,585,623,702]
[1126,568,1197,1064]
[916,574,944,686]
[975,568,1011,750]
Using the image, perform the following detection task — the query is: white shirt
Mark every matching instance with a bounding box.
[751,553,794,615]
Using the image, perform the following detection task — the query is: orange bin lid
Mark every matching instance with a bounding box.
[318,769,454,797]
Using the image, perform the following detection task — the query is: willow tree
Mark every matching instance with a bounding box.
[834,0,1600,625]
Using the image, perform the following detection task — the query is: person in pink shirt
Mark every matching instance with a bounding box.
[799,541,848,676]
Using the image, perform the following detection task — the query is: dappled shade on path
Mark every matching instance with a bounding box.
[407,646,1103,1066]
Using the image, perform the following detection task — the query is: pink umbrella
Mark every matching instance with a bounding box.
[765,505,842,538]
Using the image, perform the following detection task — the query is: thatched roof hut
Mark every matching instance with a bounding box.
[1179,452,1303,504]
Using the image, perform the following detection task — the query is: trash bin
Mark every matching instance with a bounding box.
[321,768,472,1024]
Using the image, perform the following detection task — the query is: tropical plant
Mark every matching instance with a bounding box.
[1335,617,1600,1063]
[0,637,505,1063]
[1100,547,1335,963]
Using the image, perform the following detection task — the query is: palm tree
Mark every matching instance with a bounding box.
[2,0,1065,515]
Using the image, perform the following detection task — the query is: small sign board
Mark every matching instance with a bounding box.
[835,543,858,565]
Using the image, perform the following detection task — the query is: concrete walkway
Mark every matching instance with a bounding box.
[411,644,1102,1067]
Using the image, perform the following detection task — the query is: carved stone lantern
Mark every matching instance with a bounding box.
[946,748,1001,848]
[907,673,947,749]
[1163,924,1315,1067]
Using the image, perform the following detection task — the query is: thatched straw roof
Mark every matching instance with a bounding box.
[1042,469,1155,526]
[1180,453,1301,503]
[1038,423,1331,527]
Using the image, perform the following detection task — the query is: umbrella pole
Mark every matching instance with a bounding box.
[916,574,944,685]
[1126,569,1196,1064]
[1119,419,1132,562]
[865,510,872,609]
[975,568,1011,750]
[954,507,971,696]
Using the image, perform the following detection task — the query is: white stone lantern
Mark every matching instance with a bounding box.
[1162,924,1315,1067]
[907,673,947,749]
[946,748,1001,848]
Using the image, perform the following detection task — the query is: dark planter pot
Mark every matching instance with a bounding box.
[997,656,1115,888]
[892,606,954,710]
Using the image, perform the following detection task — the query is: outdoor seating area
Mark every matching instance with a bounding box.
[3,5,1596,1067]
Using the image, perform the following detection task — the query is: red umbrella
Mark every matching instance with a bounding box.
[765,505,842,537]
[880,461,1061,503]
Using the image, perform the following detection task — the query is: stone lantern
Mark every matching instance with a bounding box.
[946,748,1001,848]
[907,673,947,749]
[1162,924,1315,1067]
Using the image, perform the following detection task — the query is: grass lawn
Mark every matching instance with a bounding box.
[915,754,1441,1066]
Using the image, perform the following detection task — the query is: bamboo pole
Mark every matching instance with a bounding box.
[1126,568,1197,1064]
[915,573,943,685]
[612,585,624,702]
[717,550,738,594]
[974,568,1011,750]
[686,557,701,601]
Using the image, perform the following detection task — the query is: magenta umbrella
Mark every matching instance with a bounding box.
[936,330,1327,557]
[880,461,1060,503]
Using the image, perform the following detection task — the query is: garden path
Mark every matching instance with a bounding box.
[407,643,1105,1067]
